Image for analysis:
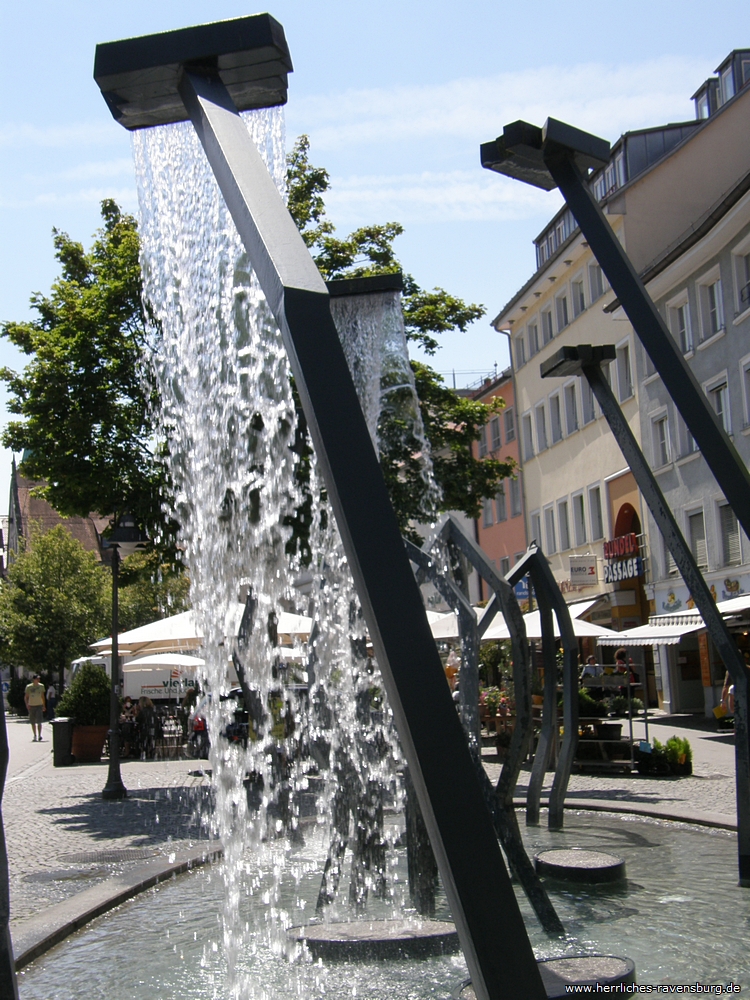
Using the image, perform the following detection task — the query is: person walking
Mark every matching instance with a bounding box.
[24,675,46,742]
[46,681,57,720]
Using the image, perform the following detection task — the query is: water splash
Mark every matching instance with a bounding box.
[133,107,406,995]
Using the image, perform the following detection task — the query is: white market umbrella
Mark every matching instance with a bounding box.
[121,653,205,673]
[93,606,312,656]
[481,609,620,642]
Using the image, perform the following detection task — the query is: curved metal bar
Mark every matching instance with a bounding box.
[512,546,579,831]
[434,517,564,935]
[526,599,556,826]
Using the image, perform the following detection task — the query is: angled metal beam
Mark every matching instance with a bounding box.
[569,354,750,886]
[102,60,544,996]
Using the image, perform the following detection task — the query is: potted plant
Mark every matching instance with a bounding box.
[665,735,693,776]
[56,662,111,763]
[636,737,671,776]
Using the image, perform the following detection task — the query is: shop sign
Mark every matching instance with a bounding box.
[514,577,529,602]
[698,633,712,688]
[569,555,597,584]
[603,532,643,584]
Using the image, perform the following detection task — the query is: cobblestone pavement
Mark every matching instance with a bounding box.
[3,711,739,930]
[4,717,214,924]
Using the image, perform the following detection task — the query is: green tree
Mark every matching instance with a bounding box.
[286,136,513,540]
[0,525,110,691]
[117,548,190,631]
[0,200,172,547]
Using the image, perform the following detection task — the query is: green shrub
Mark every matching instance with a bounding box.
[7,674,28,716]
[482,686,502,716]
[56,662,111,726]
[665,735,692,766]
[611,695,644,716]
[577,688,608,717]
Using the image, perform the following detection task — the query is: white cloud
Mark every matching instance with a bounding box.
[288,55,708,151]
[325,169,562,225]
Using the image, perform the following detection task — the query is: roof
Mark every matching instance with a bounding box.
[10,469,108,557]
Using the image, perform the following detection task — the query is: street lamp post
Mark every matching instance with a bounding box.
[101,514,147,801]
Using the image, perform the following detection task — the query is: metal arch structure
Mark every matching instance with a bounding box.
[481,118,750,885]
[507,546,579,831]
[0,696,19,999]
[407,517,564,935]
[95,18,546,998]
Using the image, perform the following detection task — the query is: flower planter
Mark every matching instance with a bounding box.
[71,725,110,763]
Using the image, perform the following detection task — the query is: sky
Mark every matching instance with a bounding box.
[0,0,745,515]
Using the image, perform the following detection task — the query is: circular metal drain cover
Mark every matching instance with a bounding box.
[58,848,159,864]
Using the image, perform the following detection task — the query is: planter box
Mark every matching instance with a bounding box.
[71,725,110,763]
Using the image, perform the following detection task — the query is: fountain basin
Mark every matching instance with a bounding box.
[289,918,459,961]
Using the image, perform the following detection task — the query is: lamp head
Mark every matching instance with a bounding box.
[481,118,610,191]
[102,513,149,558]
[540,345,617,379]
[94,13,292,130]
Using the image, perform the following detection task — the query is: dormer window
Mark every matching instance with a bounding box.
[697,92,710,119]
[719,65,735,106]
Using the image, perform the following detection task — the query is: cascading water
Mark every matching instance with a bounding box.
[133,108,414,996]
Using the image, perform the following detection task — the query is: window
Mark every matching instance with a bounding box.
[589,485,604,540]
[500,556,511,577]
[697,92,710,119]
[720,65,735,106]
[478,424,488,457]
[665,538,678,576]
[550,394,563,444]
[527,322,539,358]
[698,271,725,340]
[496,485,507,522]
[719,503,741,566]
[541,308,554,345]
[652,415,670,467]
[581,376,596,424]
[565,383,578,434]
[544,505,557,554]
[676,412,697,458]
[708,378,730,433]
[530,512,542,547]
[616,343,633,401]
[573,492,586,546]
[514,334,526,367]
[509,477,522,517]
[490,416,502,451]
[535,404,548,452]
[589,263,604,302]
[688,510,707,569]
[504,407,515,442]
[482,497,494,528]
[668,295,692,353]
[555,292,570,332]
[572,278,585,317]
[742,361,750,428]
[522,414,534,461]
[732,244,750,315]
[558,499,570,551]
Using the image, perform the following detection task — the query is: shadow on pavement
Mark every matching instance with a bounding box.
[36,785,214,847]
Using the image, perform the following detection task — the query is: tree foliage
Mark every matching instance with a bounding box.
[117,548,191,632]
[0,200,171,545]
[0,526,110,688]
[286,136,514,538]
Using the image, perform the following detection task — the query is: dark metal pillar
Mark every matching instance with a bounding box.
[0,690,19,998]
[159,70,543,997]
[102,547,127,800]
[544,346,750,885]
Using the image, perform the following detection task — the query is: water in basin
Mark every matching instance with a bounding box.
[17,813,748,998]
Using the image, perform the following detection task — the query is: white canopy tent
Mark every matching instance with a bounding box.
[429,602,618,642]
[121,652,205,673]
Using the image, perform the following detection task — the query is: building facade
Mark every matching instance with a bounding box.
[489,50,750,709]
[471,367,527,600]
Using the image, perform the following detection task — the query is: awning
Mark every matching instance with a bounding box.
[482,610,620,641]
[598,617,704,646]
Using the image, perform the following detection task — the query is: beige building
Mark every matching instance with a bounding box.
[491,51,750,701]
